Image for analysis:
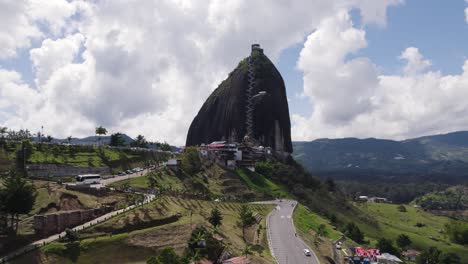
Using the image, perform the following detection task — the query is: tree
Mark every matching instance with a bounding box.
[159,142,172,151]
[315,224,328,243]
[110,133,126,147]
[181,147,201,175]
[157,247,182,264]
[64,228,80,242]
[132,135,148,148]
[0,127,7,138]
[67,136,73,144]
[45,135,53,142]
[208,208,223,228]
[396,234,411,249]
[417,247,441,264]
[376,238,399,256]
[0,126,7,147]
[147,247,181,264]
[343,222,364,243]
[51,145,61,160]
[95,126,108,145]
[2,172,36,232]
[16,139,34,175]
[238,205,255,241]
[445,221,468,245]
[439,252,461,264]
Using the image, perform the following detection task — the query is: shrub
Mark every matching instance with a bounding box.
[397,205,407,212]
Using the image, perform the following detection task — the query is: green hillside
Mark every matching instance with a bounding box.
[353,203,468,261]
[16,196,274,264]
[413,185,468,210]
[2,141,170,174]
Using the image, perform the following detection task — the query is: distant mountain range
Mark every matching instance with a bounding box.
[293,131,468,183]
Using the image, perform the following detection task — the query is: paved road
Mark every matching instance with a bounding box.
[100,168,154,186]
[265,200,320,264]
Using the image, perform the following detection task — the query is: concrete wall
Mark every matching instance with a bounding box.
[27,163,110,177]
[34,207,110,236]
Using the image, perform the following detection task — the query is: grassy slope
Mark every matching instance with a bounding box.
[293,203,342,263]
[235,168,290,198]
[17,196,274,264]
[18,181,130,235]
[293,204,341,241]
[109,169,184,190]
[4,142,168,174]
[354,203,468,261]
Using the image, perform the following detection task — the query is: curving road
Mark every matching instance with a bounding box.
[260,200,320,264]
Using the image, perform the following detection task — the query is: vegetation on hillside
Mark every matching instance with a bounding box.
[293,132,468,203]
[413,185,467,210]
[351,202,468,261]
[2,141,169,174]
[20,196,274,263]
[0,171,36,234]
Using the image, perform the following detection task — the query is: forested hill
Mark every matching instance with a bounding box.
[293,131,468,183]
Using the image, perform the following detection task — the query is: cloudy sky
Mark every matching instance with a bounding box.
[1,0,467,145]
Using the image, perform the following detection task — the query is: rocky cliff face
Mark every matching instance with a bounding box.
[186,45,293,153]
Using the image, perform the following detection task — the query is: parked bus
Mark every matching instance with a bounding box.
[75,174,101,184]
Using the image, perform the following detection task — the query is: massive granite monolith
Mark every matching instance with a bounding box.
[186,44,293,153]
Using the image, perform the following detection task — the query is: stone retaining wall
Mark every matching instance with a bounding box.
[34,207,111,236]
[27,163,110,177]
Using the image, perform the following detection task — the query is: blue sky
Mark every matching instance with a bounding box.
[279,0,468,119]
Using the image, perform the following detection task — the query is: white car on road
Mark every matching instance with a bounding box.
[303,249,311,256]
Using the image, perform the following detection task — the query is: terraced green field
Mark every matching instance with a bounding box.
[354,203,468,261]
[15,196,275,264]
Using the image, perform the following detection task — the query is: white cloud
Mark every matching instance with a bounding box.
[465,3,468,24]
[297,10,379,124]
[399,47,431,75]
[3,0,453,146]
[0,0,41,59]
[0,69,40,118]
[352,0,404,26]
[27,0,79,36]
[293,10,468,142]
[2,0,356,143]
[30,33,84,86]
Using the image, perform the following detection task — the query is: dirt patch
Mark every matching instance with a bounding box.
[37,193,86,214]
[127,224,192,254]
[59,193,86,211]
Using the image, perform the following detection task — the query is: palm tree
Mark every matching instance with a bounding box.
[95,126,108,146]
[67,136,72,144]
